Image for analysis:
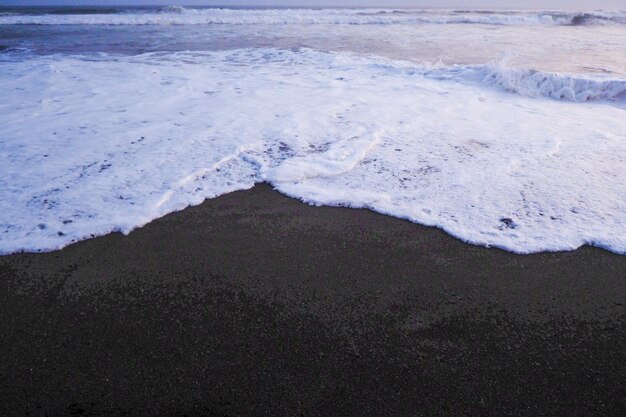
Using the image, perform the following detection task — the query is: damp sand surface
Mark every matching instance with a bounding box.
[1,184,624,416]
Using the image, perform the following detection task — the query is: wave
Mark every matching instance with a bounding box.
[1,48,625,255]
[481,67,626,102]
[424,64,626,103]
[338,56,626,103]
[567,12,616,25]
[159,5,190,14]
[0,8,624,26]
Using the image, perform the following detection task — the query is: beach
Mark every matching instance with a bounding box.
[1,184,624,416]
[1,5,625,415]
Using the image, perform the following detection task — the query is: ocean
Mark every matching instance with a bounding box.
[0,5,625,254]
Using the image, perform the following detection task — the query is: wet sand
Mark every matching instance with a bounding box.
[0,183,624,416]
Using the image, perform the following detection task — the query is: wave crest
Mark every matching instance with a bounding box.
[159,5,198,15]
[478,66,626,102]
[423,64,626,103]
[1,8,624,26]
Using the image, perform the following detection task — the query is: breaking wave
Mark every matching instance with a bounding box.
[481,67,626,102]
[426,65,626,103]
[1,7,624,26]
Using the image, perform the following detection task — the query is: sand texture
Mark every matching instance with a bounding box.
[1,184,624,416]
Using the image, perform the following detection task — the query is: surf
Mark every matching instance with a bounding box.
[1,48,625,254]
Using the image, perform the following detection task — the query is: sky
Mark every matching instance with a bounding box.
[1,1,624,10]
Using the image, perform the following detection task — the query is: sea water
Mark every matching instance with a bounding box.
[0,6,625,254]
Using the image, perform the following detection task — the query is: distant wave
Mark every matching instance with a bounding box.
[567,12,615,25]
[159,5,188,14]
[0,8,624,26]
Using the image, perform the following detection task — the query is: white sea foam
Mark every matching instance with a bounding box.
[1,49,625,254]
[1,8,624,26]
[425,65,626,102]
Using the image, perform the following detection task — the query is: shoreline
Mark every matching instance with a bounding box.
[1,183,624,416]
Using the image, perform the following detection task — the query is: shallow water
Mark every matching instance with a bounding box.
[1,7,625,254]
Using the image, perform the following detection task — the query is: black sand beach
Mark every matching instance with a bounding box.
[0,184,624,416]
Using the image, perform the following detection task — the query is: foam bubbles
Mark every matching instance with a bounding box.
[425,64,626,102]
[1,49,625,254]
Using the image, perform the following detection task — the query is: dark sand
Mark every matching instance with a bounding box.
[0,184,624,416]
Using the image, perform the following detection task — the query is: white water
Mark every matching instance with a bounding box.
[1,49,625,254]
[422,64,626,102]
[1,8,625,26]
